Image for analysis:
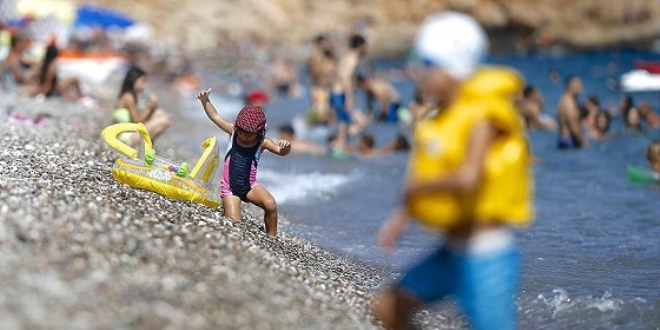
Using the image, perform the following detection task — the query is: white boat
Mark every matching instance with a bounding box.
[619,69,660,92]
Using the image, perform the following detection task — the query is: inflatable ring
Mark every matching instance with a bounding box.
[626,165,660,183]
[101,123,221,208]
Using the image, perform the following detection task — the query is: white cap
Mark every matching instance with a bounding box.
[413,12,488,80]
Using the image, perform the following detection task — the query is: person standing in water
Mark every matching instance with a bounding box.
[372,12,533,330]
[580,95,600,131]
[624,106,643,132]
[355,72,401,123]
[588,111,612,140]
[638,101,660,128]
[520,85,556,131]
[307,35,335,123]
[197,88,291,237]
[557,75,586,149]
[329,34,367,153]
[647,140,660,174]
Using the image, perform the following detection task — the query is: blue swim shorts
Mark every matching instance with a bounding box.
[399,230,520,330]
[386,101,400,123]
[329,92,352,124]
[557,136,581,150]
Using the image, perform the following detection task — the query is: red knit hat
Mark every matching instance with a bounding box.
[235,105,267,133]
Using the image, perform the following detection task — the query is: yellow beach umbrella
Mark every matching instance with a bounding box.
[16,0,76,25]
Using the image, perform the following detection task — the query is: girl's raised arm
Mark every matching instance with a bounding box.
[197,88,233,135]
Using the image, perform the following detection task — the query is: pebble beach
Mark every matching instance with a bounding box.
[0,93,409,330]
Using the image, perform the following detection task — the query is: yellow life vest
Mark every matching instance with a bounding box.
[407,66,534,230]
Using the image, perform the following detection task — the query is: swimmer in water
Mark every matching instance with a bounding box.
[647,140,660,174]
[355,72,401,123]
[556,75,586,149]
[277,124,327,156]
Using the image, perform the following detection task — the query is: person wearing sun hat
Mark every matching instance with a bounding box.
[197,88,291,237]
[372,12,534,330]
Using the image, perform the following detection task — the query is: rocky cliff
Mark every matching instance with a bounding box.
[77,0,660,57]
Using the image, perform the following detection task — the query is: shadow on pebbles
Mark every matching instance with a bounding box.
[0,94,394,330]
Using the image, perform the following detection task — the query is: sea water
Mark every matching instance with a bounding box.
[181,49,660,329]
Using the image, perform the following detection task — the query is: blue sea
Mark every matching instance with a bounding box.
[175,49,660,329]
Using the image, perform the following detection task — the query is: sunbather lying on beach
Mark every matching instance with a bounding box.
[37,43,84,101]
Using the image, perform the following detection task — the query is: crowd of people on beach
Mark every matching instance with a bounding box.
[517,73,660,170]
[181,13,536,328]
[189,11,659,329]
[0,18,201,141]
[278,29,660,167]
[270,32,430,159]
[5,7,660,330]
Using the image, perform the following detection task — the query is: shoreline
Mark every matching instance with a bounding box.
[0,92,390,329]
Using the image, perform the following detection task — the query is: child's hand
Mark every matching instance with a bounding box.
[265,139,292,156]
[197,88,212,102]
[277,139,291,156]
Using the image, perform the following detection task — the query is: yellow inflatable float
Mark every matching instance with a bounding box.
[101,123,221,208]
